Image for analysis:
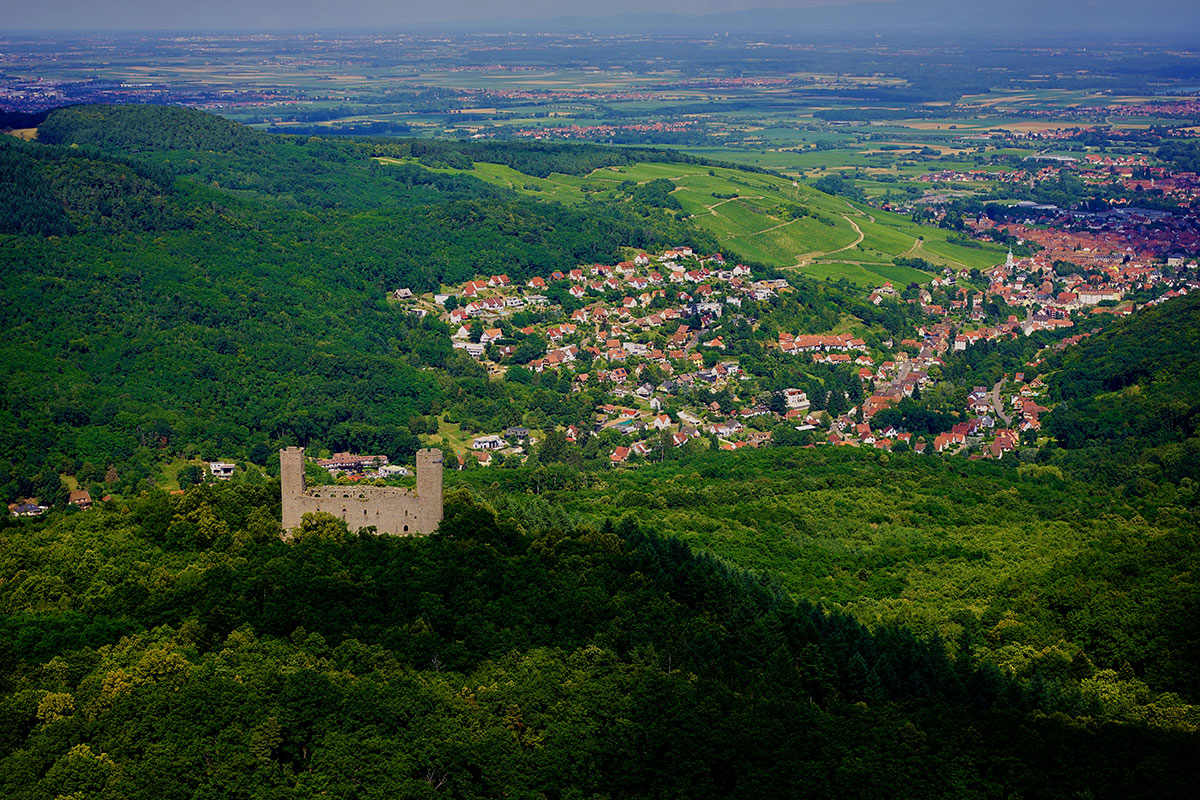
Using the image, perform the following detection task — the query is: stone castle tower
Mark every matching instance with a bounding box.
[280,447,443,535]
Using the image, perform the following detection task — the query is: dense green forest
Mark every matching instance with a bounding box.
[37,104,259,154]
[1045,293,1200,485]
[462,447,1200,697]
[1,485,1196,798]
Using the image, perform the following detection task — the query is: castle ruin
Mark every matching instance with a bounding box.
[280,447,443,535]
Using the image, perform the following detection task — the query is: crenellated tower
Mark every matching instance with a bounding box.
[280,446,307,531]
[415,448,444,532]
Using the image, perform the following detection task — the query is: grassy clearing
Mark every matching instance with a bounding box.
[425,418,475,454]
[735,218,859,265]
[920,238,1006,270]
[593,162,700,182]
[710,199,779,234]
[375,157,589,204]
[155,458,209,491]
[844,205,1007,271]
[835,217,915,261]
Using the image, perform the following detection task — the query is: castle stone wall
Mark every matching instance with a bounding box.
[281,447,443,535]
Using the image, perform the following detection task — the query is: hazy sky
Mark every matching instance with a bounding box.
[3,0,1195,33]
[7,0,876,31]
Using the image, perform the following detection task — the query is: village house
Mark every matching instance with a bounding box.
[316,452,390,475]
[207,461,236,480]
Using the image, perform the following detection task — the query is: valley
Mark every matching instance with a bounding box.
[1,28,1199,797]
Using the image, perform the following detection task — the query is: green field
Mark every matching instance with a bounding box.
[798,260,936,287]
[375,156,1005,279]
[375,157,593,204]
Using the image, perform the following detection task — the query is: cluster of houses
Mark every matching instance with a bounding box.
[916,151,1165,194]
[383,238,1194,468]
[775,333,871,364]
[973,210,1200,278]
[910,242,1195,353]
[8,488,107,517]
[313,452,411,480]
[442,255,760,328]
[895,136,1200,294]
[915,140,1200,208]
[427,254,794,392]
[814,334,1055,457]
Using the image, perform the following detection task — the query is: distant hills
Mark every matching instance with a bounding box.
[37,104,257,154]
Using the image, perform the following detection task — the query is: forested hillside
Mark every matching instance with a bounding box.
[0,105,723,502]
[381,137,714,177]
[1,488,1196,798]
[2,104,1199,795]
[1045,293,1200,484]
[465,447,1200,700]
[37,104,259,153]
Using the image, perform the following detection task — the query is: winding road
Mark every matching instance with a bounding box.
[990,380,1012,425]
[788,215,866,268]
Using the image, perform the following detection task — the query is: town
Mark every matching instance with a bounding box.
[376,233,1196,475]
